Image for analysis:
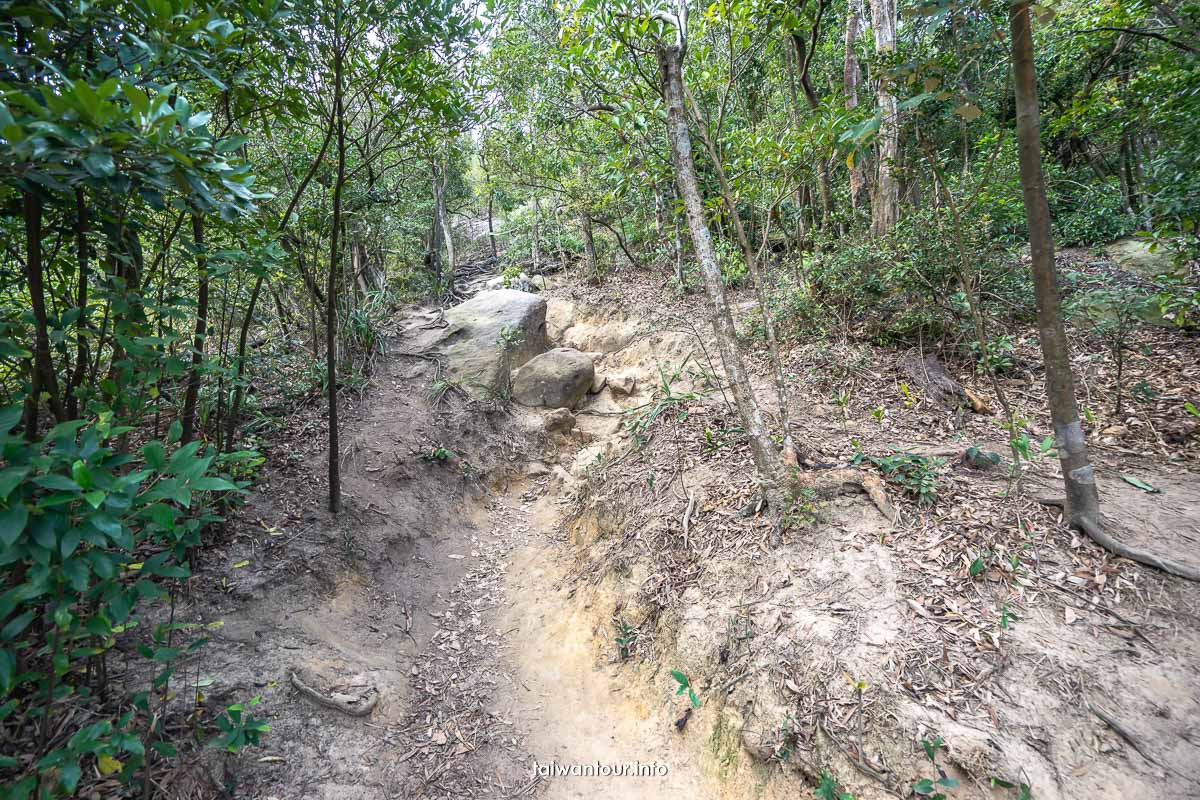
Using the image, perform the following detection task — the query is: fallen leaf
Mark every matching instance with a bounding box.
[1119,474,1160,493]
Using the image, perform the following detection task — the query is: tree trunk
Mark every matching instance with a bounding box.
[657,43,786,509]
[531,195,542,271]
[686,93,793,445]
[869,0,900,235]
[581,211,599,282]
[653,183,666,238]
[180,213,208,444]
[326,43,347,514]
[790,31,833,228]
[1010,1,1099,530]
[672,185,686,285]
[437,140,456,293]
[22,191,65,436]
[68,188,90,419]
[429,163,444,289]
[487,192,498,260]
[843,9,868,209]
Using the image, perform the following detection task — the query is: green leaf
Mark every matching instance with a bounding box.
[143,441,167,470]
[58,761,82,793]
[167,420,183,444]
[191,476,238,492]
[0,339,33,359]
[1119,474,1160,494]
[0,466,30,500]
[0,504,29,546]
[1,610,35,640]
[913,778,936,796]
[60,527,82,558]
[62,557,89,591]
[71,460,93,489]
[0,406,22,436]
[33,475,82,492]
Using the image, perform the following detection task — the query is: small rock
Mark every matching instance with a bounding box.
[544,408,576,433]
[962,446,1002,471]
[589,372,608,394]
[526,462,552,477]
[608,373,636,397]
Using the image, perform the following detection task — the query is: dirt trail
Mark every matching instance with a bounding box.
[183,278,729,798]
[188,256,1200,800]
[500,495,719,800]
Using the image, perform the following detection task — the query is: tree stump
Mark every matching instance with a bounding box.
[900,352,988,414]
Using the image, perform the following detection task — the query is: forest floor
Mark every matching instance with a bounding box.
[161,237,1200,800]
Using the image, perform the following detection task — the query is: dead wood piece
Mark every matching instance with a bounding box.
[1089,703,1176,774]
[901,352,980,414]
[289,670,379,717]
[797,468,897,524]
[681,492,697,549]
[1038,498,1200,581]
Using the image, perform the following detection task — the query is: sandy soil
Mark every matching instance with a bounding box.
[156,252,1200,800]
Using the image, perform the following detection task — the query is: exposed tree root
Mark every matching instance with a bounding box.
[797,468,898,525]
[1038,498,1200,581]
[752,468,899,546]
[289,669,379,717]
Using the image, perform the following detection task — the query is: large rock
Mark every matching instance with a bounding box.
[511,348,594,409]
[431,290,548,397]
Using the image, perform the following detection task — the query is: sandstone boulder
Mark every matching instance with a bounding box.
[430,290,548,397]
[511,347,594,409]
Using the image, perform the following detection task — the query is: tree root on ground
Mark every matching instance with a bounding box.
[743,469,898,545]
[289,669,379,717]
[796,468,898,525]
[1038,497,1200,581]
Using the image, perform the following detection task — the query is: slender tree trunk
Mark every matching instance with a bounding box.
[429,162,444,289]
[653,184,665,238]
[68,188,90,419]
[657,43,786,509]
[791,25,834,229]
[870,0,900,235]
[672,185,686,285]
[438,139,455,293]
[327,44,347,514]
[581,211,599,282]
[487,193,498,261]
[1010,2,1099,529]
[22,191,65,435]
[531,195,542,271]
[180,213,208,444]
[843,9,868,208]
[686,95,793,446]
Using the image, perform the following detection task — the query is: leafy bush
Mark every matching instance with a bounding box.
[1051,177,1137,246]
[1067,287,1154,413]
[855,449,944,505]
[779,208,1032,347]
[715,239,748,287]
[0,410,259,795]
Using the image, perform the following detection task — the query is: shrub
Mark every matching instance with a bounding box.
[0,411,260,795]
[1051,177,1137,246]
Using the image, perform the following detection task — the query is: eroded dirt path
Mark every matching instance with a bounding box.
[191,258,1200,800]
[186,287,727,799]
